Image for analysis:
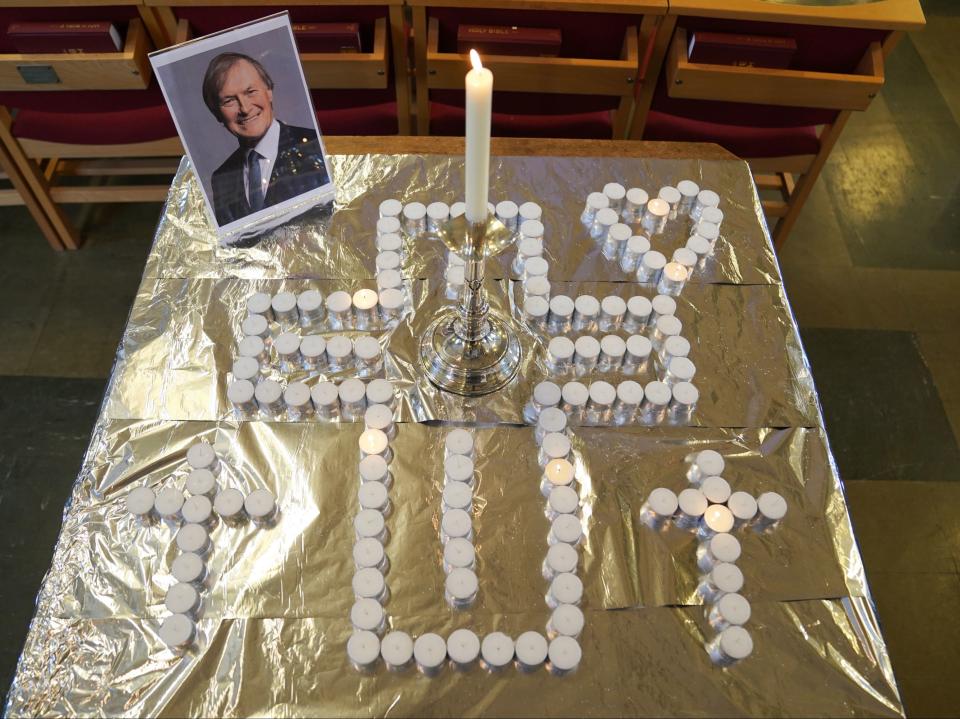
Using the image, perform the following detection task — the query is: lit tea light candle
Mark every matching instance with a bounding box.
[381,630,414,671]
[447,628,481,669]
[523,296,550,328]
[165,582,200,618]
[677,179,700,214]
[426,201,450,232]
[402,201,427,236]
[241,313,270,340]
[547,295,575,335]
[613,380,643,425]
[310,381,340,420]
[699,561,744,602]
[181,495,213,526]
[359,454,391,486]
[231,356,260,384]
[495,200,519,231]
[359,428,391,463]
[621,187,649,223]
[246,291,273,321]
[699,503,735,538]
[442,481,472,514]
[586,380,616,425]
[623,335,653,375]
[688,449,725,485]
[619,234,650,274]
[706,626,753,666]
[254,379,284,416]
[696,532,741,573]
[364,404,395,439]
[692,189,720,222]
[300,335,328,372]
[639,380,671,424]
[358,481,390,515]
[445,454,475,486]
[351,597,386,634]
[245,489,277,525]
[480,632,515,672]
[536,407,568,446]
[338,378,367,421]
[175,523,210,555]
[347,630,381,672]
[443,537,476,573]
[599,295,627,332]
[754,491,788,529]
[326,290,353,330]
[414,633,447,676]
[445,427,475,458]
[641,198,669,235]
[547,486,580,522]
[572,294,600,333]
[547,572,583,609]
[213,488,245,523]
[650,314,682,352]
[526,380,562,423]
[547,636,582,675]
[549,513,583,546]
[591,207,618,242]
[352,289,380,330]
[523,276,551,303]
[573,336,600,375]
[708,592,751,632]
[542,457,576,497]
[675,487,708,529]
[560,381,589,421]
[154,486,184,522]
[657,261,689,297]
[126,486,156,523]
[658,185,682,219]
[441,508,473,543]
[547,604,584,639]
[599,335,627,373]
[271,291,299,327]
[376,269,403,293]
[513,235,544,275]
[728,491,758,527]
[284,381,313,420]
[539,432,571,468]
[581,191,609,226]
[159,613,195,650]
[352,567,388,602]
[172,552,206,586]
[636,249,666,284]
[353,336,383,377]
[297,289,326,326]
[515,631,549,672]
[378,288,405,323]
[603,222,631,260]
[379,198,402,219]
[445,567,479,607]
[543,542,579,581]
[640,486,678,529]
[353,536,388,573]
[354,508,388,543]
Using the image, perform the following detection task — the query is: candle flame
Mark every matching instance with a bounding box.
[469,49,483,72]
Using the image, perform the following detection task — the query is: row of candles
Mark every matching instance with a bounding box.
[247,288,405,334]
[124,441,278,649]
[231,375,397,423]
[524,289,682,338]
[640,450,788,666]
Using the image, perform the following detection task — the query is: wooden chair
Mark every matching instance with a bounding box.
[635,18,902,248]
[410,0,672,140]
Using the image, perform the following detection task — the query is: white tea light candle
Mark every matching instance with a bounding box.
[480,632,515,671]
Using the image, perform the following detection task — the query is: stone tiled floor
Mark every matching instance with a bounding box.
[1,4,959,715]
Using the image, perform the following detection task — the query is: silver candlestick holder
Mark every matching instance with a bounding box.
[419,214,522,396]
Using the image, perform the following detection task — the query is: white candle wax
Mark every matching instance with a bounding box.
[414,633,447,674]
[381,631,414,670]
[481,632,515,670]
[515,631,549,671]
[465,50,493,223]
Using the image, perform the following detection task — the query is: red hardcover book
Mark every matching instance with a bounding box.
[7,21,122,54]
[292,23,362,53]
[457,25,561,57]
[687,31,797,70]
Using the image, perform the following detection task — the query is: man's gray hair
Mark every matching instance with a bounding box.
[201,52,274,120]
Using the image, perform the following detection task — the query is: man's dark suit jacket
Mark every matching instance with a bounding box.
[210,121,329,226]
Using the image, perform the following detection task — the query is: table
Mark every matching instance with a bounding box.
[5,138,902,717]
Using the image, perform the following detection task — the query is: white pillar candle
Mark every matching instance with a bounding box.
[547,636,582,675]
[465,50,492,223]
[126,486,156,522]
[585,380,616,425]
[481,632,515,671]
[254,379,284,415]
[676,179,700,213]
[358,481,390,514]
[699,561,744,602]
[326,290,353,330]
[621,187,649,223]
[359,454,391,486]
[573,336,601,375]
[599,295,627,332]
[547,295,575,335]
[699,503,734,539]
[543,542,579,580]
[755,491,788,529]
[539,432,571,468]
[442,481,472,513]
[591,207,619,242]
[445,428,475,458]
[441,508,473,543]
[310,381,340,420]
[176,523,210,554]
[696,532,741,573]
[297,289,326,325]
[231,356,260,384]
[706,626,753,666]
[271,291,299,327]
[347,630,381,672]
[640,380,671,424]
[728,491,758,527]
[182,495,213,526]
[572,295,600,333]
[560,381,589,420]
[353,567,388,602]
[426,201,450,232]
[353,537,388,572]
[172,552,206,586]
[636,249,666,283]
[165,582,200,617]
[353,336,383,376]
[603,221,631,260]
[154,487,185,522]
[547,573,583,608]
[547,604,584,640]
[541,458,576,496]
[351,597,386,634]
[354,508,388,542]
[708,592,751,632]
[444,454,475,486]
[159,613,195,650]
[599,335,627,373]
[379,198,402,219]
[495,200,519,231]
[381,631,414,671]
[515,631,549,672]
[623,295,652,332]
[641,198,670,235]
[675,488,708,529]
[657,261,689,297]
[414,633,447,675]
[376,268,403,292]
[339,378,367,421]
[284,381,313,420]
[547,485,580,520]
[640,487,678,529]
[300,335,328,371]
[581,191,609,225]
[549,513,583,546]
[692,189,720,222]
[213,488,245,523]
[622,335,653,375]
[241,313,270,340]
[402,201,427,236]
[447,628,481,668]
[443,537,476,573]
[246,291,273,320]
[445,567,479,607]
[613,380,643,424]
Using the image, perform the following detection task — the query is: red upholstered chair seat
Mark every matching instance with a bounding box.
[315,102,399,136]
[643,110,820,159]
[430,101,612,139]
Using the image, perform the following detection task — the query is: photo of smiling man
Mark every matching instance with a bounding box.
[150,14,334,242]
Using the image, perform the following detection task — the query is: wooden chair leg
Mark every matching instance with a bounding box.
[0,108,80,250]
[389,5,412,136]
[412,7,430,136]
[0,139,65,250]
[629,13,676,140]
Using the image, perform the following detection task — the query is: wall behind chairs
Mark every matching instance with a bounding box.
[153,25,318,202]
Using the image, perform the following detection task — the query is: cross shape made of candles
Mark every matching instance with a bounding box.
[639,449,787,666]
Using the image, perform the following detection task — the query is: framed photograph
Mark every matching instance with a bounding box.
[150,13,335,244]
